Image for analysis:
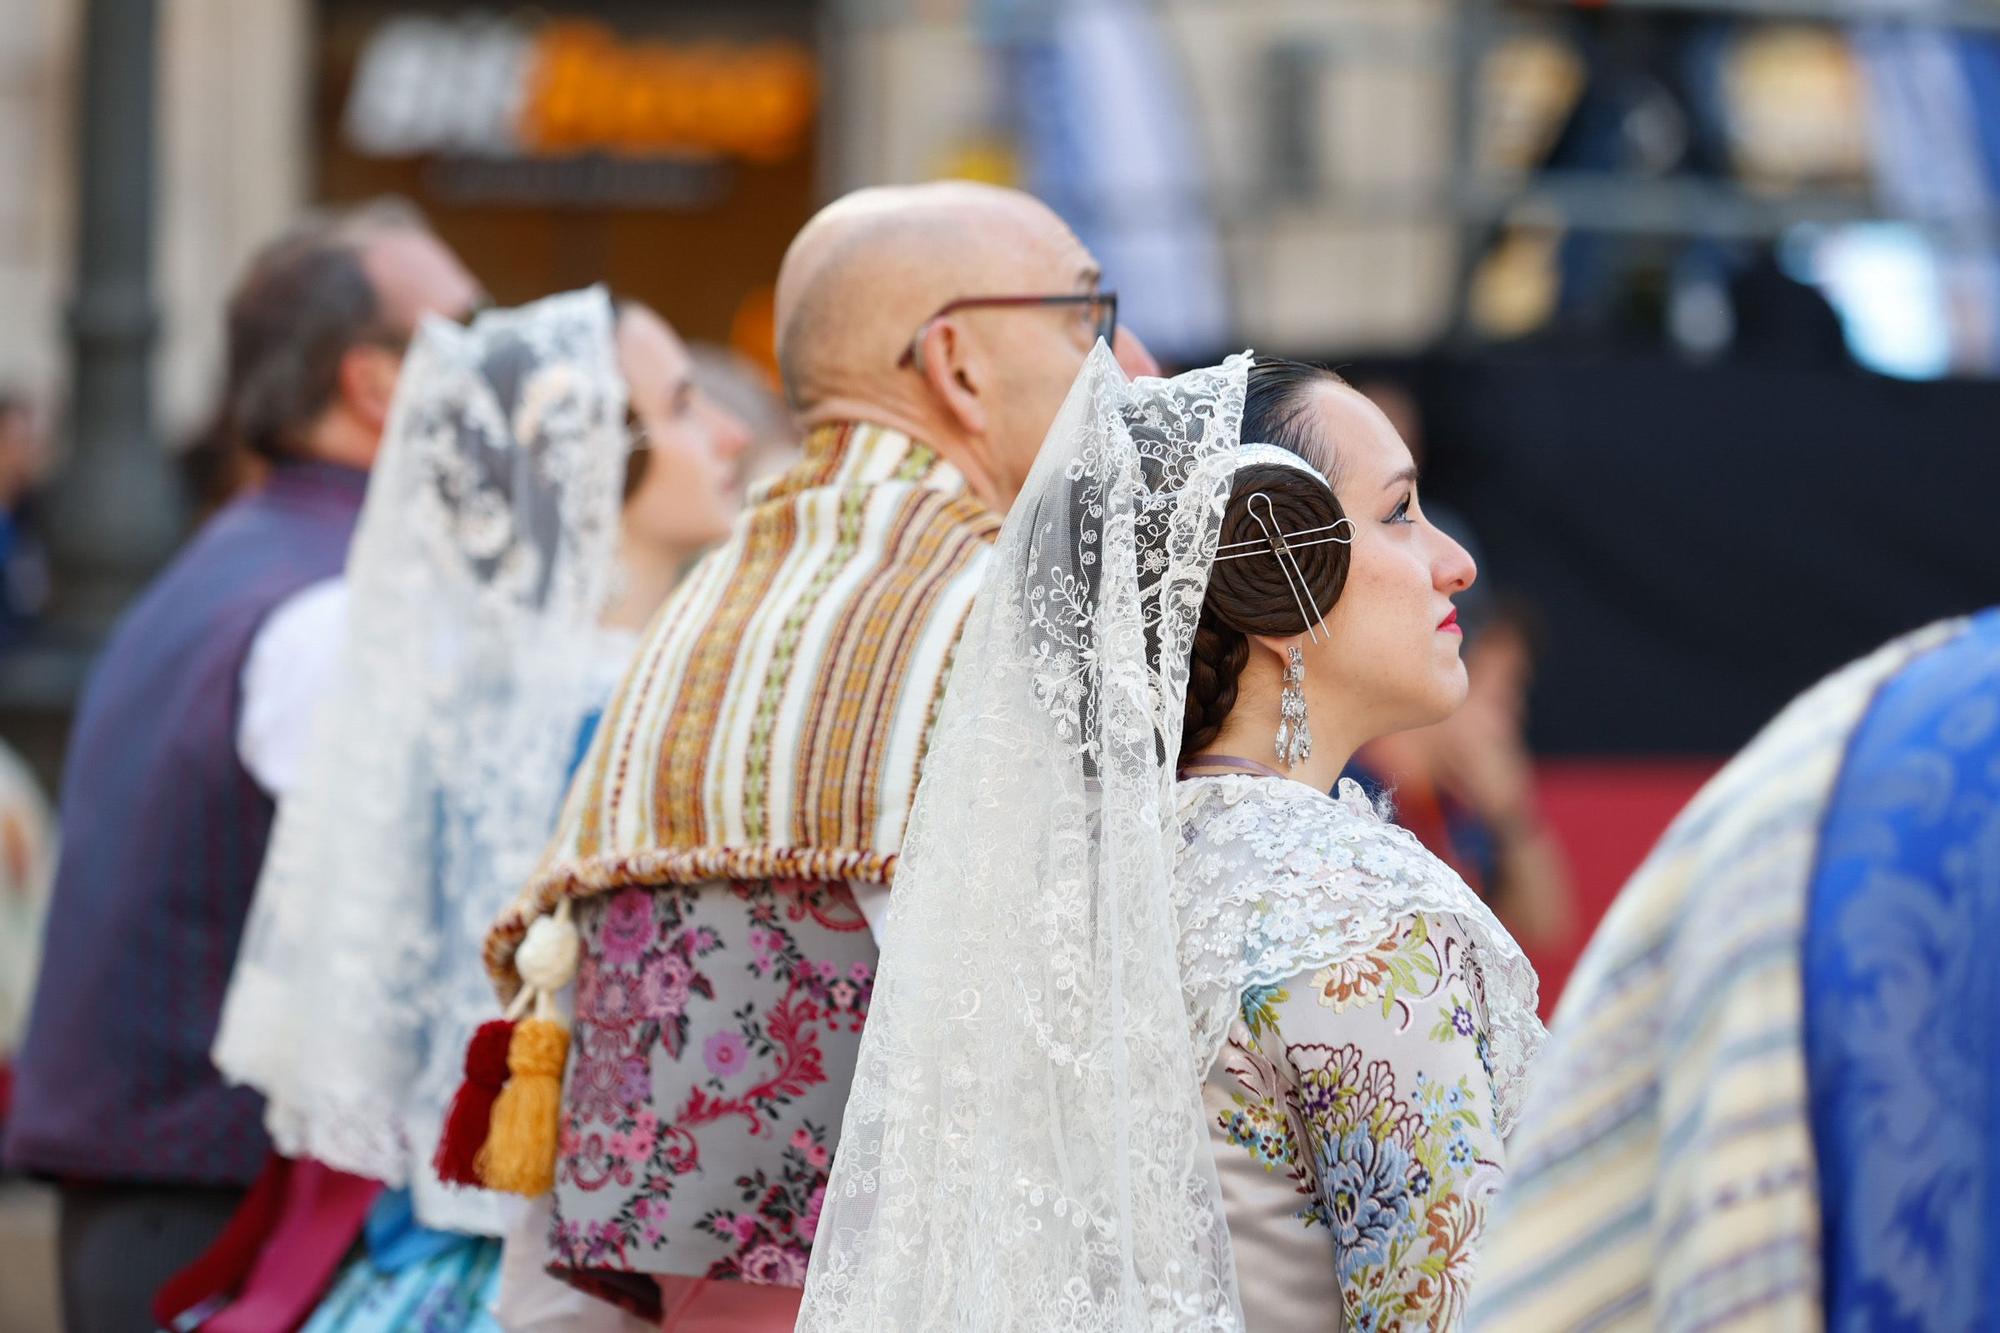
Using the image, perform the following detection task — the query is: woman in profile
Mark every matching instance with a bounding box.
[798,350,1544,1331]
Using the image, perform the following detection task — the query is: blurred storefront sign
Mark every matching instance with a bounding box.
[340,15,815,207]
[316,1,818,373]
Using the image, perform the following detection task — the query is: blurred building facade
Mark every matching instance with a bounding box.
[833,0,1460,358]
[1,0,1996,768]
[0,0,1471,453]
[0,0,309,444]
[9,2,2000,443]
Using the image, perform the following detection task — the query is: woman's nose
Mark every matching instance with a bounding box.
[1436,533,1476,594]
[710,403,752,458]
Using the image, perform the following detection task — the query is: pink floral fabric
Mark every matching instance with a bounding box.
[549,877,874,1305]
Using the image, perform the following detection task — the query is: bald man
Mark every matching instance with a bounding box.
[483,182,1137,1326]
[776,181,1155,507]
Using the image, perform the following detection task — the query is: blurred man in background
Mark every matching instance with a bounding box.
[3,201,479,1333]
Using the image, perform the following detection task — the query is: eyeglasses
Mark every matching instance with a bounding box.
[897,291,1118,370]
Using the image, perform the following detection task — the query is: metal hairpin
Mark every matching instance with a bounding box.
[1213,523,1352,557]
[1217,492,1350,644]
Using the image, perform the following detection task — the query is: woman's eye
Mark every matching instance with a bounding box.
[1385,495,1413,525]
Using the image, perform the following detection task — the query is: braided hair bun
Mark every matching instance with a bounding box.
[1181,360,1351,760]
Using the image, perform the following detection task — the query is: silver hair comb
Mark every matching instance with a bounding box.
[1212,493,1352,644]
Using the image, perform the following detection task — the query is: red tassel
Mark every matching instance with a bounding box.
[432,1019,517,1186]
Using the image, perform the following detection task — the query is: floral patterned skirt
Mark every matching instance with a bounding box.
[548,877,874,1318]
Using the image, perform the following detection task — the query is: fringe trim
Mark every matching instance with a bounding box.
[485,844,898,998]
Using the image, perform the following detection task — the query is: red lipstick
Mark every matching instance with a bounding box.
[1437,608,1461,635]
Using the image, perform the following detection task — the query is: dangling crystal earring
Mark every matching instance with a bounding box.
[1275,645,1312,769]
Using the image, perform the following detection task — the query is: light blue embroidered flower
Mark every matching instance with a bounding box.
[1322,1129,1415,1276]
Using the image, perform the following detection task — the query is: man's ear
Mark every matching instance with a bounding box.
[917,319,988,438]
[338,343,402,434]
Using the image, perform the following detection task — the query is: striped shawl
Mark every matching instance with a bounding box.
[485,421,998,995]
[1471,619,1965,1333]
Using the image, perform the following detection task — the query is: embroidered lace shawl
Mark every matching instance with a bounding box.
[1176,775,1543,1136]
[1471,619,1967,1333]
[485,422,998,996]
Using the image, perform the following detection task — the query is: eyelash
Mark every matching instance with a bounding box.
[1385,495,1414,525]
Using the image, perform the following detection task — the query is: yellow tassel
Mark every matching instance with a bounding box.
[476,1014,569,1195]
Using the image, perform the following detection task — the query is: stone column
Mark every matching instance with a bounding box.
[45,0,181,634]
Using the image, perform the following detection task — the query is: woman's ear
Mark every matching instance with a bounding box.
[338,343,403,434]
[1242,632,1297,671]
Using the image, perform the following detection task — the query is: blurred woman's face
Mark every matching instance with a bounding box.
[616,305,751,554]
[1300,384,1477,740]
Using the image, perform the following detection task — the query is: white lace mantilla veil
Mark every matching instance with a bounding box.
[797,344,1544,1332]
[213,287,628,1236]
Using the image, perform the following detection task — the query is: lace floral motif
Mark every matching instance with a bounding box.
[1177,776,1544,1137]
[213,289,627,1235]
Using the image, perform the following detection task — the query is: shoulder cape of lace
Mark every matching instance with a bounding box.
[1176,774,1545,1136]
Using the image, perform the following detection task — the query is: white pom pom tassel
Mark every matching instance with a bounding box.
[515,897,579,995]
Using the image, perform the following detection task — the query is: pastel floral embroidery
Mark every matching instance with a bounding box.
[1309,915,1441,1019]
[1216,911,1507,1333]
[1321,1128,1414,1274]
[1239,982,1288,1039]
[1428,989,1481,1044]
[1311,952,1392,1012]
[597,888,655,966]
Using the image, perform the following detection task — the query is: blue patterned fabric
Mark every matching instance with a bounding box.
[301,1190,502,1333]
[1805,607,2000,1332]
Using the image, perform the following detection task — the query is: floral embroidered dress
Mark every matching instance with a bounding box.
[1178,775,1541,1332]
[554,876,872,1301]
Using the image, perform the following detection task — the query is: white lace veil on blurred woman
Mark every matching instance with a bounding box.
[799,349,1544,1332]
[216,286,630,1230]
[191,288,746,1333]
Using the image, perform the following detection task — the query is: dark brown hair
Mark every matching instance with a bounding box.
[225,201,429,462]
[622,405,652,502]
[1181,358,1351,760]
[612,298,658,503]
